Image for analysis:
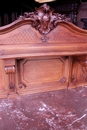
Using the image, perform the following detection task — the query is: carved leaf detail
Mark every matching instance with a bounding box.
[18,4,71,35]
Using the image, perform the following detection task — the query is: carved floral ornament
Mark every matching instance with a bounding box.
[18,4,71,36]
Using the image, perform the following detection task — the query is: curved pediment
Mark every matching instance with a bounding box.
[0,4,87,58]
[0,21,87,45]
[0,3,87,45]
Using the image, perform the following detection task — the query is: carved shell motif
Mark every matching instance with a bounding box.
[18,4,71,35]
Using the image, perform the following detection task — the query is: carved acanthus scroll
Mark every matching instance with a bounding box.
[71,55,87,84]
[18,4,71,35]
[4,59,17,94]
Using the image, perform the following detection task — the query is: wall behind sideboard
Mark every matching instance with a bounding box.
[0,2,87,29]
[77,2,87,29]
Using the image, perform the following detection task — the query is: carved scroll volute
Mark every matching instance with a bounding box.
[4,59,17,95]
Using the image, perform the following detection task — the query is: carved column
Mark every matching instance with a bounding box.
[4,59,17,95]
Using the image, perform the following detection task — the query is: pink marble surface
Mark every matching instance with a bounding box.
[0,86,87,130]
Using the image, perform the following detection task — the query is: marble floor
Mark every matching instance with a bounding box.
[0,86,87,130]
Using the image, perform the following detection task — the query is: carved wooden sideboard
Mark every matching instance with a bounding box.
[0,4,87,98]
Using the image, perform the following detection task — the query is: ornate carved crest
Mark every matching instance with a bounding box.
[18,4,71,35]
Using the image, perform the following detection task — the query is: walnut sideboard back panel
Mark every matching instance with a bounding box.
[0,4,87,98]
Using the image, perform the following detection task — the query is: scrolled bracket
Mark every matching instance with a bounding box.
[4,59,18,95]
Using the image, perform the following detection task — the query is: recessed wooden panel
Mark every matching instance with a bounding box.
[20,58,64,85]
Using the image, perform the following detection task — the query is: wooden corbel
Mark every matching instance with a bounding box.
[4,59,17,95]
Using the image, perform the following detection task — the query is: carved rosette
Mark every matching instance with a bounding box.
[18,4,71,36]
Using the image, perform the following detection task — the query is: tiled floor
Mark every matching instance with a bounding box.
[0,86,87,130]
